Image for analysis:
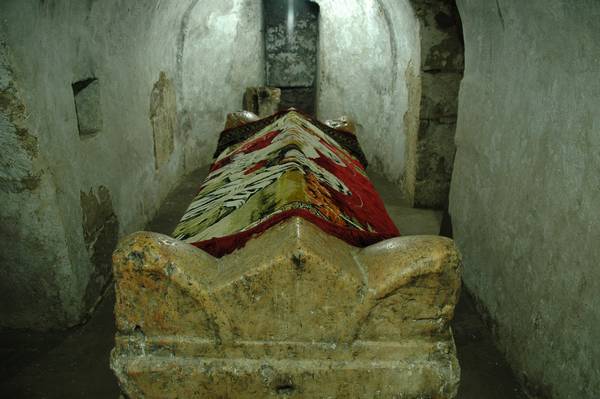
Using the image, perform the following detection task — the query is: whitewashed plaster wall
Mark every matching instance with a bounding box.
[179,0,264,169]
[315,0,421,201]
[451,1,600,397]
[0,0,263,329]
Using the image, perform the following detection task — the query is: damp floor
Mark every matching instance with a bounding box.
[0,166,528,398]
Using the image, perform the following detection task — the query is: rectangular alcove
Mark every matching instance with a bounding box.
[72,77,102,137]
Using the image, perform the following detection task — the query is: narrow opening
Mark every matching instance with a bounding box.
[72,77,102,137]
[263,0,320,116]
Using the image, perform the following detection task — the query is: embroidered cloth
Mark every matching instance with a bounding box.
[173,110,400,257]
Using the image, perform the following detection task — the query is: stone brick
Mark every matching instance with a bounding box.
[243,86,281,117]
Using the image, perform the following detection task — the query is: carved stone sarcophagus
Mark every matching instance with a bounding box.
[110,110,461,398]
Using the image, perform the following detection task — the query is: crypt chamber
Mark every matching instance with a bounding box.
[0,0,598,398]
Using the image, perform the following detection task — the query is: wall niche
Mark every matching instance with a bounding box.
[72,77,102,137]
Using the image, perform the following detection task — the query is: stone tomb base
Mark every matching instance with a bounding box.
[111,217,461,398]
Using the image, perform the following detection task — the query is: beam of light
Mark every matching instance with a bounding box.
[287,0,295,44]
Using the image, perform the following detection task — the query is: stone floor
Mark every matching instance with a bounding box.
[0,166,528,398]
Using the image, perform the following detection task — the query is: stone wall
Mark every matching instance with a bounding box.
[0,0,263,330]
[264,0,319,88]
[315,0,421,202]
[450,1,600,397]
[411,0,463,209]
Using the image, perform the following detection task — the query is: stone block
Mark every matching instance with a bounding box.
[111,217,462,398]
[243,86,281,117]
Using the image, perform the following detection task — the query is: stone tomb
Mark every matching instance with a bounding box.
[110,217,461,398]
